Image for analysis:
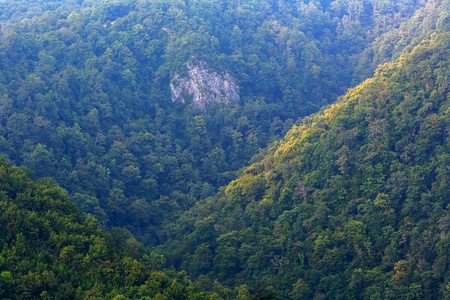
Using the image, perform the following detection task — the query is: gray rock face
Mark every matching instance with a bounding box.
[170,61,239,111]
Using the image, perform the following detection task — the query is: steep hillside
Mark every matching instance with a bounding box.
[0,0,426,244]
[0,156,232,299]
[160,29,450,299]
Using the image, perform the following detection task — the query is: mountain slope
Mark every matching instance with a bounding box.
[0,156,230,299]
[160,28,450,299]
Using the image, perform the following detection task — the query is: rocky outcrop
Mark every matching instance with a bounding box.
[170,61,239,111]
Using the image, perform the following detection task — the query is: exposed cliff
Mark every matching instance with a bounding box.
[170,61,240,110]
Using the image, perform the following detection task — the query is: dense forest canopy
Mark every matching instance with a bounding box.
[1,0,450,299]
[0,0,429,246]
[0,157,233,299]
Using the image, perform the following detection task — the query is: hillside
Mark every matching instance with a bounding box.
[0,0,426,244]
[0,156,234,299]
[159,27,450,299]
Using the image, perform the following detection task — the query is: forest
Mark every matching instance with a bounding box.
[0,157,233,298]
[0,0,449,299]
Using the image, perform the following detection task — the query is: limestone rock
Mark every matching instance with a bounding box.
[170,61,239,111]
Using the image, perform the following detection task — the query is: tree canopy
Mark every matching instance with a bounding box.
[0,156,234,299]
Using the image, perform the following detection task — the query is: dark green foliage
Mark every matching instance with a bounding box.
[161,30,450,299]
[0,156,226,299]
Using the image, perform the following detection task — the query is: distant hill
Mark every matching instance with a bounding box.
[160,26,450,299]
[353,0,450,85]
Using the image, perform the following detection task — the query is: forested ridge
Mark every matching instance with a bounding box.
[160,25,450,298]
[1,0,450,299]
